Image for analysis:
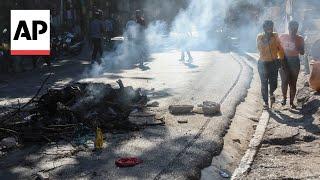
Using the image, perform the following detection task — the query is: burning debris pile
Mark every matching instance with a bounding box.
[0,80,149,143]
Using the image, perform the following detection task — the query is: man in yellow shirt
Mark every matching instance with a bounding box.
[257,20,284,109]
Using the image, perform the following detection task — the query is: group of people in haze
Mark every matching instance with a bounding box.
[89,8,194,67]
[89,8,306,110]
[257,20,305,109]
[89,9,146,65]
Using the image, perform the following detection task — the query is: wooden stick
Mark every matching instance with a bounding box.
[0,127,18,134]
[47,124,79,128]
[0,73,52,124]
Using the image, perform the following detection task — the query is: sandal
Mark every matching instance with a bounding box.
[290,104,297,109]
[270,95,275,108]
[281,99,287,106]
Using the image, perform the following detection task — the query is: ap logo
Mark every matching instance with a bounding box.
[11,10,50,55]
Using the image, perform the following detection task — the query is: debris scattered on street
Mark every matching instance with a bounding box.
[169,105,194,115]
[0,137,18,150]
[219,169,230,178]
[192,107,204,114]
[177,119,188,124]
[129,111,165,126]
[202,101,221,115]
[155,114,165,121]
[34,172,49,180]
[94,128,104,150]
[147,101,160,107]
[232,139,241,144]
[0,80,151,143]
[248,116,259,122]
[115,157,143,167]
[129,111,156,117]
[169,102,220,116]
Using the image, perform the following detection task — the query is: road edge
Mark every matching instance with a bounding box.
[231,110,269,179]
[231,53,270,180]
[201,52,263,180]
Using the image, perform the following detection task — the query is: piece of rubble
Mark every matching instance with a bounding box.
[197,104,203,107]
[169,105,194,114]
[129,111,156,117]
[147,101,159,107]
[155,114,165,121]
[177,119,188,124]
[192,107,204,114]
[248,116,259,122]
[57,102,70,111]
[219,169,230,178]
[0,80,149,143]
[129,116,154,126]
[202,101,221,115]
[129,111,165,126]
[0,137,18,149]
[34,172,49,180]
[232,139,241,144]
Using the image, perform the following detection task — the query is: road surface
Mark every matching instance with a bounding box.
[0,50,253,179]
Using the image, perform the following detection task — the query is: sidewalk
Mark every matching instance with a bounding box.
[245,68,320,179]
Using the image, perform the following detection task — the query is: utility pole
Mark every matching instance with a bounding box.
[285,0,293,33]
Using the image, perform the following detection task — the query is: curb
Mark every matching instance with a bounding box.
[231,110,270,179]
[242,53,259,64]
[231,53,270,179]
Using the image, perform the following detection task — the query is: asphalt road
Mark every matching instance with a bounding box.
[0,50,253,179]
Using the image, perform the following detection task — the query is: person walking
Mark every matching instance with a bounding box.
[180,30,193,63]
[135,10,147,67]
[257,20,284,109]
[89,9,105,64]
[279,21,305,109]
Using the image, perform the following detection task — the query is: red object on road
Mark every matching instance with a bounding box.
[115,157,143,167]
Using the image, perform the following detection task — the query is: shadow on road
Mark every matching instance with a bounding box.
[0,125,218,179]
[270,98,320,135]
[184,62,199,69]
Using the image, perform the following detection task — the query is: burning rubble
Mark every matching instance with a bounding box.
[0,80,149,143]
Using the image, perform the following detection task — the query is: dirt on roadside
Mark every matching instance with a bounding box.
[246,71,320,179]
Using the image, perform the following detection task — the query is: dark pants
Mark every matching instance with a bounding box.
[258,60,279,104]
[92,38,103,64]
[280,57,300,104]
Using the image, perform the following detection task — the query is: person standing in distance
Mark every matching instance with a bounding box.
[89,9,105,64]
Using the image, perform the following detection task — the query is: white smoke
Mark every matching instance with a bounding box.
[85,0,287,77]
